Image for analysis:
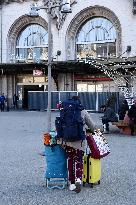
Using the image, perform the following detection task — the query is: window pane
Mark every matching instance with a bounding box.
[17,25,48,47]
[77,42,116,59]
[16,24,48,62]
[108,42,116,57]
[88,84,95,92]
[76,17,116,59]
[77,83,87,91]
[77,17,116,43]
[96,84,103,92]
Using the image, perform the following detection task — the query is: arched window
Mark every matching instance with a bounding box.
[76,17,116,59]
[16,24,48,62]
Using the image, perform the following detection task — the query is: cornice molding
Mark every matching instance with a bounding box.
[1,0,38,5]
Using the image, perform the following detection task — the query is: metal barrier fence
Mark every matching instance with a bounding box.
[28,91,119,112]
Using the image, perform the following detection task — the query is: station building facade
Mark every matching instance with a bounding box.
[0,0,136,108]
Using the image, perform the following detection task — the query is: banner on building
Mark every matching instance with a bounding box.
[33,70,43,76]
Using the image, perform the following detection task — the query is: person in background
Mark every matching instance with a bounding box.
[100,104,118,134]
[13,94,19,109]
[118,99,129,120]
[0,93,6,112]
[127,100,136,135]
[106,94,117,109]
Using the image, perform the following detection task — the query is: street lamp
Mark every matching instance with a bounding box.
[29,0,72,132]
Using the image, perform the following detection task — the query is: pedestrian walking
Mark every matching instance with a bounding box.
[0,93,6,112]
[13,94,19,109]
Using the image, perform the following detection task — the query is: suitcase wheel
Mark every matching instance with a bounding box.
[98,180,100,185]
[83,182,85,187]
[45,178,48,187]
[46,178,67,190]
[90,183,93,188]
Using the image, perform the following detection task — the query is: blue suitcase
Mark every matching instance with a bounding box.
[44,145,68,189]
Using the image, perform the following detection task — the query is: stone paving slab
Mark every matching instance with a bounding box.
[0,111,136,205]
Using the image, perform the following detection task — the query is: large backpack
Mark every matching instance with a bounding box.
[55,99,85,142]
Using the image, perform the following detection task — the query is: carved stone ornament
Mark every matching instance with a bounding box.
[2,0,77,29]
[42,0,77,29]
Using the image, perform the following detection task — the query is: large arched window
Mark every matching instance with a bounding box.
[16,24,48,62]
[76,17,116,59]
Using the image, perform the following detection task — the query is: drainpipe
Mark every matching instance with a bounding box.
[0,3,2,63]
[0,3,2,93]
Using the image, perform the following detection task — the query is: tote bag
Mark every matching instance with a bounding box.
[86,131,110,159]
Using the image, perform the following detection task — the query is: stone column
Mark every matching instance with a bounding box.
[7,75,14,107]
[65,73,74,91]
[1,75,7,95]
[57,73,65,91]
[57,73,74,91]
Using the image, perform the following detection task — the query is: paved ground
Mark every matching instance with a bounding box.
[0,111,136,205]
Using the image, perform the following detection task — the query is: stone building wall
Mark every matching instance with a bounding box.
[1,0,136,107]
[2,0,136,63]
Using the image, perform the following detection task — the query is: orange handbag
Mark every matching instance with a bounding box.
[44,133,51,145]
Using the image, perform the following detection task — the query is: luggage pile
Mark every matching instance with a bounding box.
[43,129,110,190]
[43,98,110,191]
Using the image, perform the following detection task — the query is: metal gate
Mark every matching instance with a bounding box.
[28,91,119,112]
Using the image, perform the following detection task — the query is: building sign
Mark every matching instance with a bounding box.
[33,70,43,76]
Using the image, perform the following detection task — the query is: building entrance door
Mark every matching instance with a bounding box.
[17,84,44,109]
[23,85,44,109]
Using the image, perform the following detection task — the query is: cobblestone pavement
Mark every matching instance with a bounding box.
[0,111,136,205]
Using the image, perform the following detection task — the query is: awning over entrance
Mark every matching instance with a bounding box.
[0,56,136,75]
[0,61,103,75]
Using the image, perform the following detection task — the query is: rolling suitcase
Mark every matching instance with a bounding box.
[82,155,101,188]
[44,145,68,189]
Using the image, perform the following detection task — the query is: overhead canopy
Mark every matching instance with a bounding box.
[84,56,136,72]
[0,56,136,75]
[0,61,103,75]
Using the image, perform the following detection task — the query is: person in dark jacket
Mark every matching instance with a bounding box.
[13,94,19,109]
[0,93,6,112]
[118,99,129,120]
[127,101,136,135]
[100,105,118,133]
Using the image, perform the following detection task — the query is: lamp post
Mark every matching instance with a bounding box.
[29,0,72,132]
[47,3,52,132]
